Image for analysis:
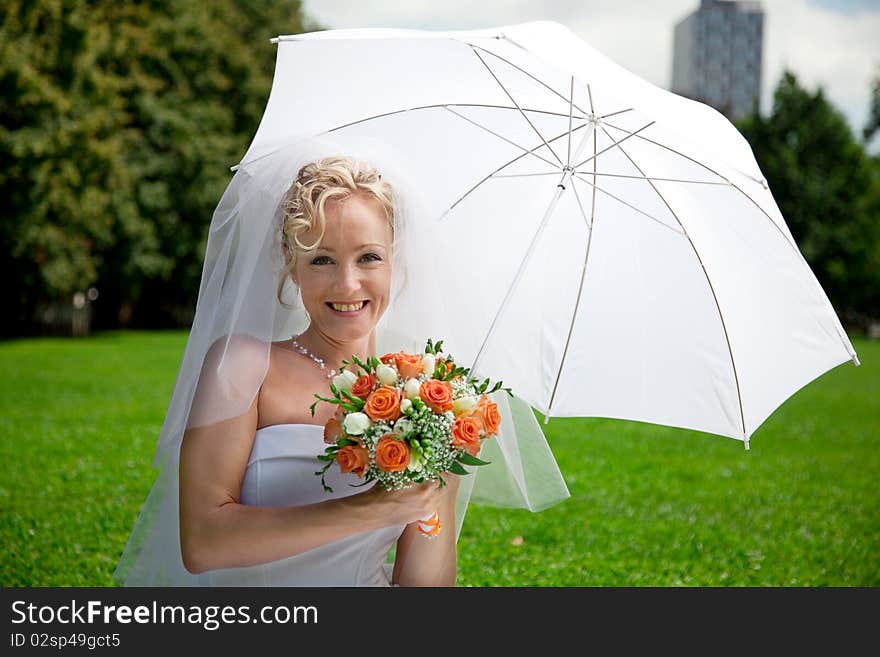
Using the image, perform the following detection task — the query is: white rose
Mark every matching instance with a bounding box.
[332,369,358,392]
[342,412,371,435]
[400,398,412,414]
[403,377,421,400]
[452,395,478,415]
[376,363,398,386]
[421,353,436,376]
[394,417,414,434]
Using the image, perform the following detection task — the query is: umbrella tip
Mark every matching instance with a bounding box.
[852,353,861,367]
[743,437,750,451]
[543,414,550,425]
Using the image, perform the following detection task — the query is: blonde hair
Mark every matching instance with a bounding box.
[277,155,395,306]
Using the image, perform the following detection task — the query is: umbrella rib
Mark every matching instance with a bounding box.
[598,108,632,119]
[439,122,590,221]
[326,101,589,132]
[573,121,655,169]
[229,102,588,171]
[598,124,748,441]
[588,172,729,185]
[493,171,564,178]
[569,175,593,229]
[571,173,685,236]
[444,106,561,170]
[469,43,628,123]
[601,121,859,367]
[546,122,599,418]
[470,47,564,166]
[567,77,574,167]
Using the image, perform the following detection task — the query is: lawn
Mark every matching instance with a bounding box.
[1,330,877,586]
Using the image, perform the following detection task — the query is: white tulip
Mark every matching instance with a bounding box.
[333,369,358,392]
[376,363,398,386]
[342,412,371,435]
[421,353,436,376]
[403,377,421,400]
[407,451,424,472]
[452,395,478,415]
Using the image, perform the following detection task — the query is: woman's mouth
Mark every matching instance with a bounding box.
[326,300,369,316]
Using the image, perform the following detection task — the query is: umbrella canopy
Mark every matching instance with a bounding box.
[232,20,860,449]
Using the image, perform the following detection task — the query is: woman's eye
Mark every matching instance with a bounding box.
[311,253,381,265]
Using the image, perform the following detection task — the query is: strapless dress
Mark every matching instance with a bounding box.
[196,423,407,586]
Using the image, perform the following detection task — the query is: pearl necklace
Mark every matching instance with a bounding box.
[290,334,338,379]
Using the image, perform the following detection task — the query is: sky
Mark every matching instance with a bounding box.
[299,0,880,150]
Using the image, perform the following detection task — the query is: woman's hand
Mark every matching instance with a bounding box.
[357,478,451,526]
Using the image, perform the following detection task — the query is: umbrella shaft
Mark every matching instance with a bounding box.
[469,124,594,377]
[469,176,569,377]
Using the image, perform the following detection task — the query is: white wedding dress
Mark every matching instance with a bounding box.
[195,423,407,586]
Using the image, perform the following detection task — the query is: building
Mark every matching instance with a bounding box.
[671,0,764,121]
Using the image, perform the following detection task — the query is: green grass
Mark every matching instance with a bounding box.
[1,330,877,586]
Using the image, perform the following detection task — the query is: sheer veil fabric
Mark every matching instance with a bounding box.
[113,133,570,586]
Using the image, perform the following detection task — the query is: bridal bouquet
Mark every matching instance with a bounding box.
[311,338,511,537]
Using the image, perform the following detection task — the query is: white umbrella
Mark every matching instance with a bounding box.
[232,20,860,450]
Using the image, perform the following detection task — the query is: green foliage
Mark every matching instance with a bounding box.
[736,71,880,323]
[863,64,880,144]
[1,0,323,334]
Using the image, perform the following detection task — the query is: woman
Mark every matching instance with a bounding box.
[179,156,458,585]
[113,134,569,587]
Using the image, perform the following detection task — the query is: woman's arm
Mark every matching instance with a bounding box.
[391,474,461,587]
[179,394,448,575]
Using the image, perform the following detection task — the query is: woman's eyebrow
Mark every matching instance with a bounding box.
[316,243,386,252]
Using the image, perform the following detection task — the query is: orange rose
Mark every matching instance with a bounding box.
[452,416,482,457]
[380,352,397,366]
[476,396,501,436]
[419,379,454,413]
[375,433,409,472]
[323,417,342,444]
[363,385,402,422]
[351,372,378,400]
[394,352,424,379]
[336,444,369,477]
[436,356,455,373]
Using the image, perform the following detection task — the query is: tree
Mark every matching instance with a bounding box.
[1,0,323,335]
[737,71,880,327]
[863,64,880,145]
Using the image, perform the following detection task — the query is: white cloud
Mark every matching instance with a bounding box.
[301,1,879,144]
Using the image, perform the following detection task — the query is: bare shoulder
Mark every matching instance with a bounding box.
[188,333,270,428]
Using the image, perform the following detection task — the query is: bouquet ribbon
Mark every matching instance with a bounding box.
[417,510,441,537]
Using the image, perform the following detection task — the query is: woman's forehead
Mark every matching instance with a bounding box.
[303,195,392,250]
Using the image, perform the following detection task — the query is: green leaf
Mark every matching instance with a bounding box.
[458,452,491,466]
[449,461,470,476]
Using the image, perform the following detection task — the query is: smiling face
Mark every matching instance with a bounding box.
[292,192,393,342]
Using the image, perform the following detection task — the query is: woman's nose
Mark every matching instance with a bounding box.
[336,263,362,293]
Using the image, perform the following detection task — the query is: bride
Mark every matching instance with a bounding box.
[113,135,569,587]
[180,155,456,586]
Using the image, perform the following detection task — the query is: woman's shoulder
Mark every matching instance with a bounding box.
[188,333,270,427]
[201,333,269,376]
